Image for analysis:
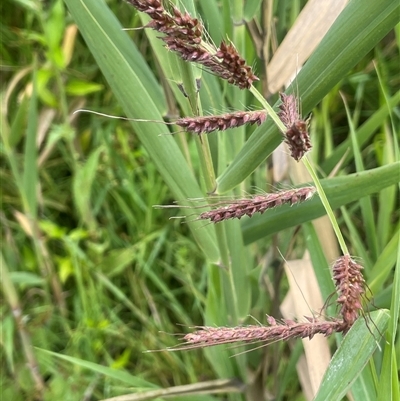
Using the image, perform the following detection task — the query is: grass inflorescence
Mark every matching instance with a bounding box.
[198,187,316,223]
[278,92,312,161]
[175,110,267,135]
[126,0,386,371]
[126,0,258,89]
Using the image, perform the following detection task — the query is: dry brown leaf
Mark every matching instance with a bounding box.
[281,254,331,400]
[14,210,34,237]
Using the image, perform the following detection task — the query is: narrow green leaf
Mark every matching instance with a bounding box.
[65,80,103,96]
[23,68,38,217]
[98,246,138,278]
[303,223,335,307]
[226,220,251,320]
[243,0,263,21]
[72,145,103,230]
[377,230,400,400]
[36,348,158,388]
[369,230,399,294]
[351,364,378,401]
[197,0,223,42]
[9,94,29,147]
[343,94,379,260]
[314,309,390,401]
[10,272,45,286]
[2,315,15,375]
[341,206,373,270]
[321,91,400,174]
[44,0,65,56]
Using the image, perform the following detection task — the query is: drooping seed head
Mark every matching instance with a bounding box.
[213,41,259,89]
[125,0,258,89]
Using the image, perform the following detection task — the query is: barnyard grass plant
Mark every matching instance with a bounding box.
[1,0,399,400]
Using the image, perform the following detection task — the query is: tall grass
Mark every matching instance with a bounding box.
[1,0,399,400]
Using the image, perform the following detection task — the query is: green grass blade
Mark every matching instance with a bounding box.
[377,230,400,401]
[341,206,373,270]
[9,94,30,148]
[303,223,335,307]
[22,68,39,217]
[321,91,400,174]
[243,0,263,21]
[217,0,400,193]
[197,0,223,42]
[36,348,158,388]
[72,145,104,231]
[225,221,251,320]
[350,364,378,401]
[369,229,399,294]
[343,94,379,259]
[313,310,390,401]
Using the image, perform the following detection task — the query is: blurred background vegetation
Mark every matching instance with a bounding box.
[1,0,399,400]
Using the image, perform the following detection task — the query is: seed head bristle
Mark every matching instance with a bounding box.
[278,93,312,161]
[332,255,365,331]
[199,186,316,223]
[125,0,258,89]
[176,110,267,134]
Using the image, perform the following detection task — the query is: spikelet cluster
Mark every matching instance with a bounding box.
[278,93,312,161]
[126,0,258,89]
[332,254,365,330]
[127,0,202,43]
[176,110,267,135]
[176,255,368,349]
[199,187,316,223]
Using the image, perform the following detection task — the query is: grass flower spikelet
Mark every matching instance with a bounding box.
[126,0,258,89]
[181,318,348,348]
[332,254,366,330]
[278,92,312,161]
[176,110,267,134]
[199,186,316,223]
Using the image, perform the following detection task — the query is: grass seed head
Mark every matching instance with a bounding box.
[126,0,258,89]
[182,318,347,348]
[199,186,316,223]
[278,92,312,161]
[213,41,259,89]
[176,110,267,134]
[332,254,365,330]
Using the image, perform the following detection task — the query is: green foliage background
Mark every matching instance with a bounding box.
[1,0,399,400]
